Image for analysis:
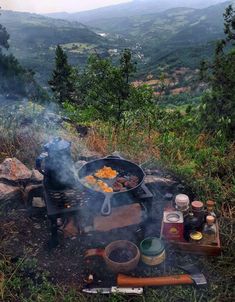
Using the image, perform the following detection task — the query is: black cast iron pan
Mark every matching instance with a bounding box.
[77,156,145,216]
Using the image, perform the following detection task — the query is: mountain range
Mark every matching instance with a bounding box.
[46,0,226,22]
[1,0,234,88]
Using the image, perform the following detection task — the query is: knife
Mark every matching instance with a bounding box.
[82,286,143,295]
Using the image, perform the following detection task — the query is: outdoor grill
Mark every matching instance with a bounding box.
[43,177,154,248]
[36,138,154,248]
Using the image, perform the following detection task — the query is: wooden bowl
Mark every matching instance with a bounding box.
[104,240,140,273]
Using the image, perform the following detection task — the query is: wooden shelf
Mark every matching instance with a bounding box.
[161,220,222,256]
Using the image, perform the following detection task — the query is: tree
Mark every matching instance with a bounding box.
[49,45,76,103]
[0,8,9,51]
[200,5,235,139]
[79,50,139,125]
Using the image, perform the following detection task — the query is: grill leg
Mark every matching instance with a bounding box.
[47,215,59,250]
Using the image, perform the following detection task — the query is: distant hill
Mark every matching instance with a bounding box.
[0,11,111,85]
[46,0,226,22]
[46,1,234,77]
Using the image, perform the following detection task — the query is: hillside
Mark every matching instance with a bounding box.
[0,11,112,85]
[47,1,233,83]
[47,0,225,22]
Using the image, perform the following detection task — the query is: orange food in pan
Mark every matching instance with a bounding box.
[95,166,118,179]
[85,175,97,185]
[97,180,113,193]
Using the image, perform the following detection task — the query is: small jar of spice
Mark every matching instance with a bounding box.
[191,201,204,228]
[140,237,166,266]
[175,194,190,216]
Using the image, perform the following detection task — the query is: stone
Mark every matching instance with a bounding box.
[23,184,43,206]
[0,183,22,212]
[0,158,32,183]
[32,197,45,208]
[31,169,43,183]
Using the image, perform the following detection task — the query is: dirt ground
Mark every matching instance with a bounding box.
[0,168,234,301]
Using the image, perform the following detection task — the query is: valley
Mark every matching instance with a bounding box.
[0,1,233,95]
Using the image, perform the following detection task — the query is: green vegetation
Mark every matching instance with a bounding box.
[200,4,235,139]
[49,45,77,104]
[0,11,46,99]
[0,10,110,85]
[0,3,235,302]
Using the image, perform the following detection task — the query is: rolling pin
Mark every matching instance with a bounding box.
[117,274,194,287]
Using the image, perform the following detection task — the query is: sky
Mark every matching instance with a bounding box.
[1,0,132,14]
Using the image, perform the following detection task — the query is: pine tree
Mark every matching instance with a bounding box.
[49,45,76,103]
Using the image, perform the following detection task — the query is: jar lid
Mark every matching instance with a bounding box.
[140,237,165,256]
[191,201,204,210]
[206,200,215,207]
[175,194,190,207]
[190,231,203,241]
[206,215,215,224]
[166,213,181,222]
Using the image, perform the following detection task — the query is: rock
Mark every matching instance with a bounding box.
[31,169,43,183]
[0,158,32,183]
[32,197,45,208]
[0,183,22,212]
[23,184,43,206]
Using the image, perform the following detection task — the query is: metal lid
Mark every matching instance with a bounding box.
[166,213,180,222]
[140,237,165,256]
[44,137,71,152]
[190,231,203,241]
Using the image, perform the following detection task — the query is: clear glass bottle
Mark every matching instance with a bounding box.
[205,200,216,221]
[202,215,217,245]
[175,194,190,217]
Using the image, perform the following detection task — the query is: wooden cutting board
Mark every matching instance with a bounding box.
[93,203,143,232]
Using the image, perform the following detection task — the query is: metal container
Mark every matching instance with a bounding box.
[140,237,165,266]
[162,211,184,241]
[189,231,203,244]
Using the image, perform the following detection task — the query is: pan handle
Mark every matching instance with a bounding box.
[101,194,112,216]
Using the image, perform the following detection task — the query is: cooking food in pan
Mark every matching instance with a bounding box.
[81,166,139,193]
[95,166,118,179]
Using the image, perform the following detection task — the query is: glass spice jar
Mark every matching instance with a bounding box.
[205,200,216,221]
[175,194,190,217]
[191,201,204,228]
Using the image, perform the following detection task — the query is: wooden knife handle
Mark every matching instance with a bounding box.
[84,248,105,258]
[117,274,194,287]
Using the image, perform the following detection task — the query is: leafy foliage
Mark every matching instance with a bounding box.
[200,4,235,139]
[0,10,46,99]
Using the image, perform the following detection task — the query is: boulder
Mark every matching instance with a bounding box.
[0,158,32,184]
[0,183,22,212]
[31,169,43,183]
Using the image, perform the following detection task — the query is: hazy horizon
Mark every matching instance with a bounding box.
[1,0,132,14]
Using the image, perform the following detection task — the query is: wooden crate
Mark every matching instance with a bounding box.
[160,220,222,256]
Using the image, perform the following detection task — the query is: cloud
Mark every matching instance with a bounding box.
[1,0,131,13]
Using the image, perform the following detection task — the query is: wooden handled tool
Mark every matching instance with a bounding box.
[117,274,194,287]
[117,264,207,287]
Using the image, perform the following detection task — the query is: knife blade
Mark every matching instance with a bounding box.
[83,286,143,295]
